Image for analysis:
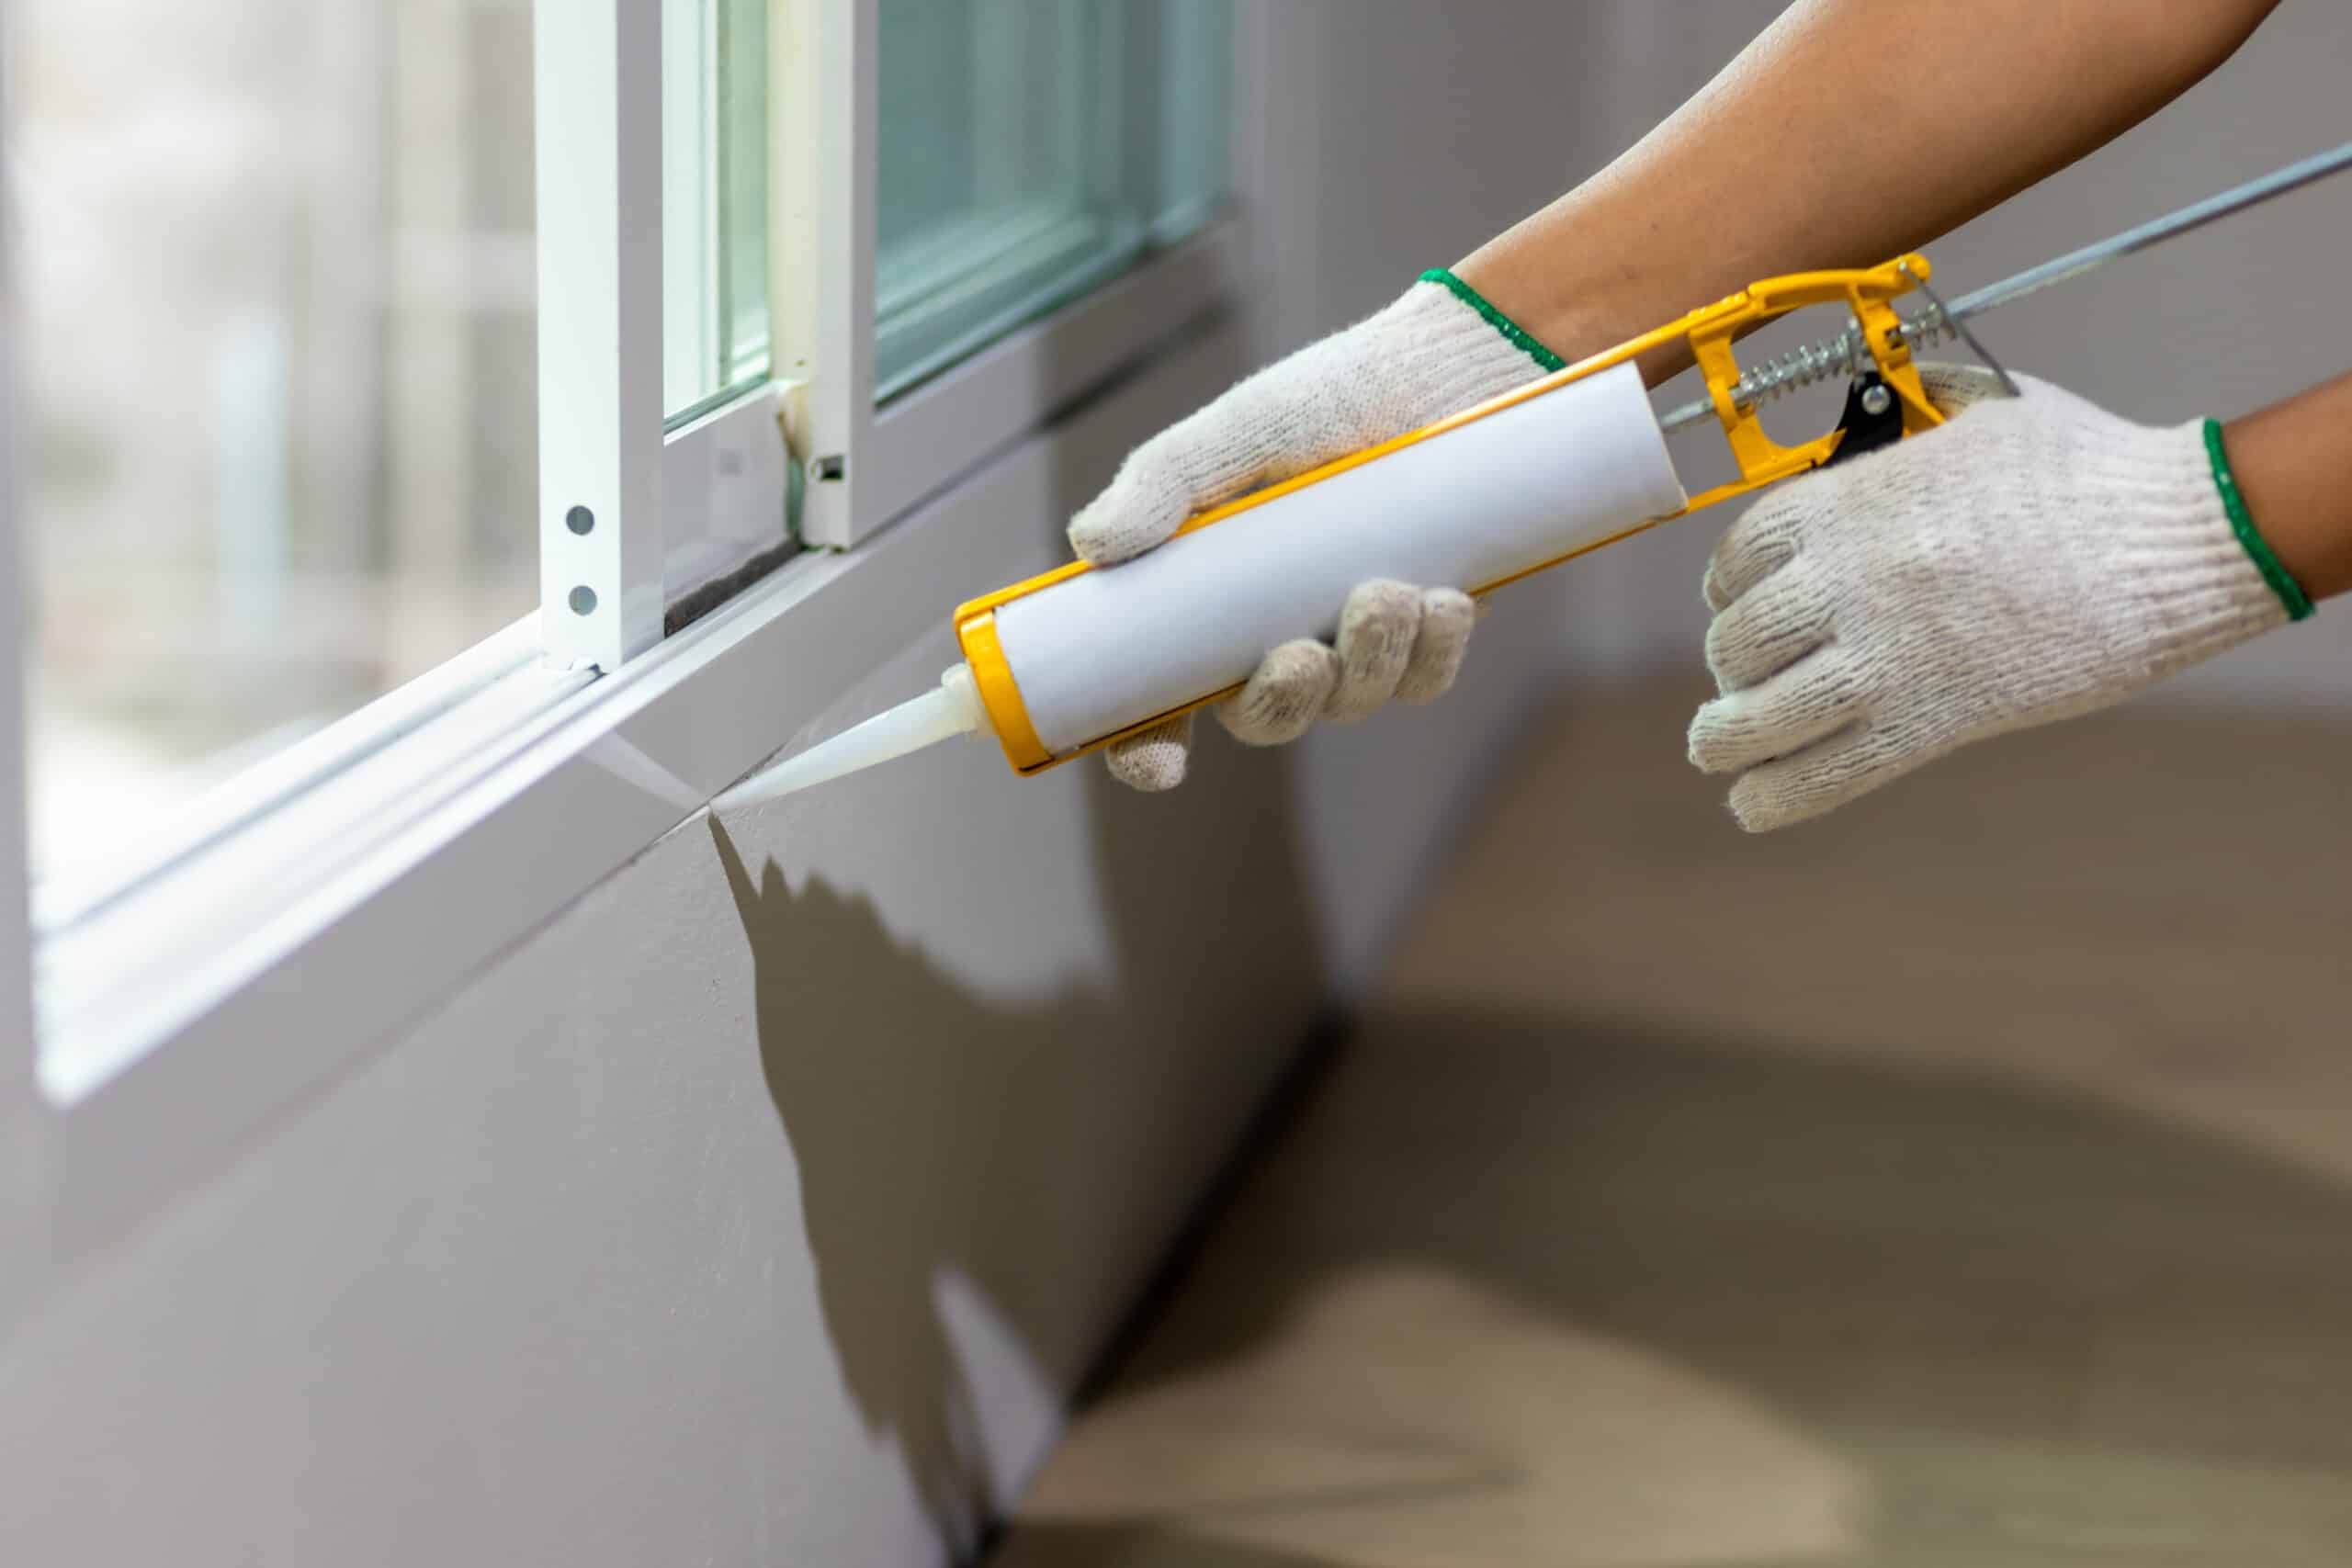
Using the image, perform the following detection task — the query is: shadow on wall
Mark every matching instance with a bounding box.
[709,739,1325,1558]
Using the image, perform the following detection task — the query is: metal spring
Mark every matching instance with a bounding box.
[1886,302,1956,354]
[1732,336,1856,406]
[1728,302,1953,410]
[1660,301,1962,434]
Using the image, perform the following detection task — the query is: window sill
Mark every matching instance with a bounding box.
[23,305,1246,1240]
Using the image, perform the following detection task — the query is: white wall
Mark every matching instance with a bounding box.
[1541,2,2352,706]
[0,7,1628,1563]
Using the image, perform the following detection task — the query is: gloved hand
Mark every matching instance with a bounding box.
[1068,271,1560,789]
[1690,365,2311,831]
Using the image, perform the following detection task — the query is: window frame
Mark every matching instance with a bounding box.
[776,0,1243,549]
[537,0,1246,649]
[537,0,799,678]
[6,0,1254,1224]
[535,0,670,671]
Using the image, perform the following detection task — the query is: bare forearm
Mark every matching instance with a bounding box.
[2228,372,2352,603]
[1456,0,2278,379]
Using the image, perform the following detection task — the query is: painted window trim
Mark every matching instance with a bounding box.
[538,0,1246,637]
[534,0,792,676]
[28,246,1245,1089]
[775,0,1245,549]
[26,315,1243,1242]
[536,0,669,670]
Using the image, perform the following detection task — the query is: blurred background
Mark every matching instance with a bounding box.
[12,0,538,880]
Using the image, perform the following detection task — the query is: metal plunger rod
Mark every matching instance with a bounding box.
[1657,139,2352,434]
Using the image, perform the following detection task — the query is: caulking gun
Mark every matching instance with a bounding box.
[722,141,2352,807]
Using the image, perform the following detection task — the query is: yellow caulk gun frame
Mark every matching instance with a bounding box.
[955,253,1947,776]
[1651,252,1947,507]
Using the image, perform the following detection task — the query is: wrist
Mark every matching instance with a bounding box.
[1415,268,1564,374]
[2203,420,2315,621]
[1452,231,1713,386]
[2219,375,2352,604]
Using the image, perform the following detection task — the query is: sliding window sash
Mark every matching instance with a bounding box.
[536,0,668,670]
[769,0,874,547]
[773,0,1243,550]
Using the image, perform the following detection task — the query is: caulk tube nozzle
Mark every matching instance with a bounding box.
[718,664,988,807]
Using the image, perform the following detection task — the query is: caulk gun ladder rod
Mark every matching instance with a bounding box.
[1657,137,2352,437]
[951,255,1944,775]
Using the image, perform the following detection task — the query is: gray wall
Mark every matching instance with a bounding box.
[6,6,2344,1565]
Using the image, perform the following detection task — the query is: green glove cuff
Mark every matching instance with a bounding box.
[1418,268,1564,374]
[2204,418,2313,622]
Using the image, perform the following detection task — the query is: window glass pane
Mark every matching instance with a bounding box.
[15,0,537,886]
[875,0,1233,401]
[1146,0,1233,242]
[662,0,770,423]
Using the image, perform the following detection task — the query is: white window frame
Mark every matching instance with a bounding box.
[5,0,1254,1228]
[537,0,796,674]
[779,0,1243,549]
[535,0,671,669]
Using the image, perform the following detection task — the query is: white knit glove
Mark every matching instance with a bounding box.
[1067,273,1559,789]
[1691,365,2309,831]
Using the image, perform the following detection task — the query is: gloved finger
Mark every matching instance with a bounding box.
[1324,580,1423,722]
[1067,338,1379,568]
[1702,496,1804,614]
[1217,639,1341,746]
[1067,434,1199,567]
[1102,712,1193,792]
[1688,647,1865,775]
[1704,559,1835,693]
[1394,588,1476,705]
[1724,721,1894,832]
[1916,362,2016,417]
